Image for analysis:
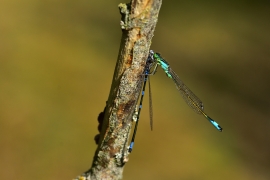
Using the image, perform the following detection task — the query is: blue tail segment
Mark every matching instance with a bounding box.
[129,142,134,152]
[208,117,223,132]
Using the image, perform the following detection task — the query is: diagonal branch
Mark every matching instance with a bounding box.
[74,0,162,179]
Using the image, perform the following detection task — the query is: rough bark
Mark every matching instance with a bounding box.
[74,0,162,179]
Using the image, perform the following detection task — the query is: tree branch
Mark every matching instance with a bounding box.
[74,0,162,179]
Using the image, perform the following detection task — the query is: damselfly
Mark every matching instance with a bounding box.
[128,50,222,153]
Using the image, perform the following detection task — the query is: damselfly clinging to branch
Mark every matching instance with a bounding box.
[128,50,222,153]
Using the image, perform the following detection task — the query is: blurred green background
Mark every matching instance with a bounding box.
[1,0,270,179]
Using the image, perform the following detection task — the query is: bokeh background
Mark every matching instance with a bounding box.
[1,0,270,179]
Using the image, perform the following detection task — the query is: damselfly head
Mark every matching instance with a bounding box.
[149,49,154,55]
[147,51,155,65]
